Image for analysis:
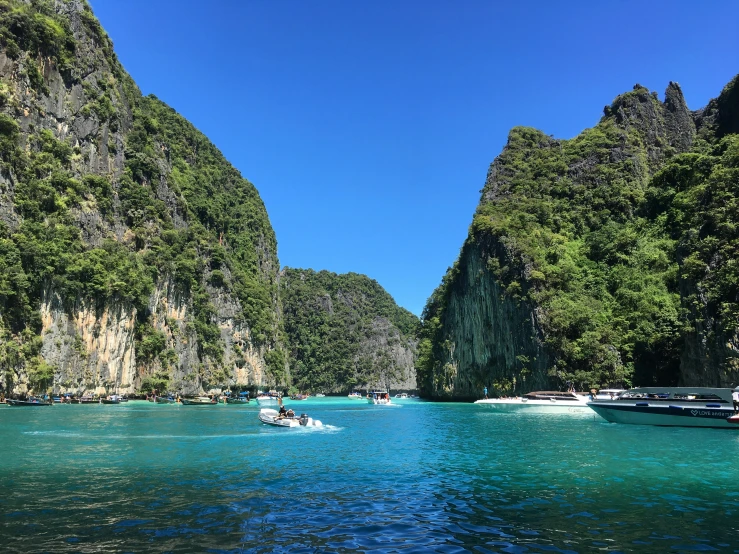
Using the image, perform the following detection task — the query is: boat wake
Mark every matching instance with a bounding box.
[22,430,83,437]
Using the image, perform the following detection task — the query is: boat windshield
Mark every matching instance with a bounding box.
[618,390,729,403]
[524,391,579,401]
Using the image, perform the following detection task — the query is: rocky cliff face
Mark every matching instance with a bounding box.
[0,0,284,396]
[677,75,739,387]
[424,237,549,399]
[280,269,418,393]
[417,80,737,400]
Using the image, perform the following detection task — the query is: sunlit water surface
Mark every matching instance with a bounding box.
[2,398,739,553]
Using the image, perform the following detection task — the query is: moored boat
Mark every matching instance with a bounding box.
[258,408,322,428]
[155,396,176,404]
[181,396,217,405]
[474,391,591,413]
[588,387,738,428]
[76,395,99,404]
[7,397,53,406]
[394,393,409,399]
[290,393,309,401]
[101,394,122,404]
[226,392,250,404]
[347,391,362,399]
[256,391,280,407]
[367,390,392,405]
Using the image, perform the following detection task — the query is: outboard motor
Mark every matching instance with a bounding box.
[299,414,309,426]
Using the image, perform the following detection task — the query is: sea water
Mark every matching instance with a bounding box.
[1,398,739,553]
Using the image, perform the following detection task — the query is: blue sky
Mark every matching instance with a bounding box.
[89,0,739,316]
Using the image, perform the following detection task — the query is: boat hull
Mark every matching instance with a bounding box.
[181,398,217,405]
[6,399,52,406]
[368,398,392,405]
[474,399,591,414]
[258,408,322,427]
[256,397,279,407]
[225,398,249,404]
[589,402,737,428]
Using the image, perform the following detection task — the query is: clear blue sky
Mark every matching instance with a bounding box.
[89,0,739,316]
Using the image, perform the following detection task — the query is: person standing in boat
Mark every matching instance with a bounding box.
[483,386,488,399]
[733,388,739,412]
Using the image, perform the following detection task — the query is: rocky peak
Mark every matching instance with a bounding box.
[694,73,739,139]
[605,82,695,154]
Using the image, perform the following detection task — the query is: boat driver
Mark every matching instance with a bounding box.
[279,404,287,417]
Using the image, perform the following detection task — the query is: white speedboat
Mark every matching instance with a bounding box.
[258,408,322,428]
[367,391,392,405]
[256,392,280,407]
[347,392,362,399]
[181,396,217,405]
[474,391,591,413]
[394,393,409,399]
[588,387,737,428]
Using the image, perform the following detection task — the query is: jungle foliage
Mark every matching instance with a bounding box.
[0,0,283,388]
[280,269,418,393]
[419,78,739,395]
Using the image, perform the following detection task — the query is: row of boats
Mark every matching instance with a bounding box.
[4,392,253,406]
[6,394,129,406]
[346,390,417,404]
[475,387,739,428]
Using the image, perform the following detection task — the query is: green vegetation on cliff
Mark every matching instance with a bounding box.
[0,0,284,392]
[419,77,739,397]
[280,269,418,393]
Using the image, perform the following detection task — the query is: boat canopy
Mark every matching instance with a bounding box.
[616,387,732,403]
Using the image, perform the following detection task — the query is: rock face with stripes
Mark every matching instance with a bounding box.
[0,1,284,396]
[418,77,739,400]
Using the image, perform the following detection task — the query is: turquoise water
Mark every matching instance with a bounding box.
[2,398,739,553]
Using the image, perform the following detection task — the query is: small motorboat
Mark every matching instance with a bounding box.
[76,395,98,404]
[101,395,122,404]
[155,396,176,404]
[7,397,53,406]
[181,397,217,405]
[315,393,326,397]
[258,408,322,428]
[347,392,362,399]
[226,393,249,404]
[290,393,309,401]
[394,393,409,399]
[256,391,280,407]
[368,391,392,405]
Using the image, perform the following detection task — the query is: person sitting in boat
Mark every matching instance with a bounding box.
[286,408,295,418]
[279,404,287,417]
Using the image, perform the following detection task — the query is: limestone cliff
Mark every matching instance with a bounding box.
[677,75,739,387]
[417,80,739,400]
[0,0,285,396]
[280,268,418,393]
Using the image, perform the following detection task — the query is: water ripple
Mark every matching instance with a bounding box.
[2,400,739,551]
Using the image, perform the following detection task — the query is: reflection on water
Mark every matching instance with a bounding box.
[1,399,739,552]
